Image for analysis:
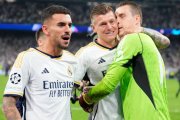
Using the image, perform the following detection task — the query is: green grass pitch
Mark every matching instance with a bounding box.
[0,75,180,120]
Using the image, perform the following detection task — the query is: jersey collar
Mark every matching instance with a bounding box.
[34,48,62,58]
[94,39,117,50]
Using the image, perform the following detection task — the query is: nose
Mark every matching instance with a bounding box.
[116,17,121,24]
[117,22,121,27]
[107,23,113,29]
[65,25,72,33]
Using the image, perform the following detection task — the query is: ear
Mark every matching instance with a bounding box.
[42,25,49,36]
[91,24,97,33]
[37,39,43,47]
[135,15,141,25]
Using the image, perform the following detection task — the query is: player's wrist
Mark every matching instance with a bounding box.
[79,93,94,113]
[82,93,93,105]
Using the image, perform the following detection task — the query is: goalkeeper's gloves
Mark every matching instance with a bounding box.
[79,93,94,113]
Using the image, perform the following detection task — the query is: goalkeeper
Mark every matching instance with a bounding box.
[79,1,171,120]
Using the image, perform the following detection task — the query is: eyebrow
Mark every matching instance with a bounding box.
[57,21,72,25]
[57,22,66,25]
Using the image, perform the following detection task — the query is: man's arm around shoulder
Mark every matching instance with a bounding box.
[142,27,170,49]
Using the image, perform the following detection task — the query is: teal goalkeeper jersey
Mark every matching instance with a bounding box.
[88,33,170,120]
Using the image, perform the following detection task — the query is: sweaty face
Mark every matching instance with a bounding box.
[92,11,118,43]
[115,5,137,38]
[45,14,72,49]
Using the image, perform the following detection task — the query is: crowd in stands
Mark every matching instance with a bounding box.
[0,31,35,69]
[0,1,179,28]
[160,35,180,72]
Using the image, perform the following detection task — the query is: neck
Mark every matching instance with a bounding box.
[97,38,118,48]
[134,26,143,33]
[37,41,63,56]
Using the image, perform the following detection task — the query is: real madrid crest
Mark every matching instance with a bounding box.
[67,66,72,76]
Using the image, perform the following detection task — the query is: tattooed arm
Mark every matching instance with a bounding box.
[142,27,170,49]
[2,96,21,120]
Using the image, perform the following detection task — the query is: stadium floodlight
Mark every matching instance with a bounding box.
[6,0,16,2]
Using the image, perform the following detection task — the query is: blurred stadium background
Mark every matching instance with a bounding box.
[0,0,180,120]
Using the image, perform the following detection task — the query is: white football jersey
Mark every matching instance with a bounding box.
[76,41,122,120]
[4,48,78,120]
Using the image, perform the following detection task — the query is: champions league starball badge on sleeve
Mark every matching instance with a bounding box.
[10,73,21,84]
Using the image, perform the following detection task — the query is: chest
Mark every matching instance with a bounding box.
[28,58,74,89]
[88,49,115,72]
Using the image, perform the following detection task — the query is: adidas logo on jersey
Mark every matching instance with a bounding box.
[41,68,49,74]
[98,58,106,64]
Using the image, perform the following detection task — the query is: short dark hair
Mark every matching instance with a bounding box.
[116,1,142,24]
[41,5,71,23]
[90,3,114,21]
[35,28,44,41]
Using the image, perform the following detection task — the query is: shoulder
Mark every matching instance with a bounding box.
[17,48,37,60]
[62,50,76,60]
[17,48,34,56]
[62,50,78,63]
[63,50,75,57]
[124,33,150,39]
[13,48,35,68]
[121,33,152,44]
[75,42,98,57]
[120,33,139,46]
[17,48,37,58]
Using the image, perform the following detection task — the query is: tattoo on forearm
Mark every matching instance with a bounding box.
[142,27,170,49]
[2,97,21,120]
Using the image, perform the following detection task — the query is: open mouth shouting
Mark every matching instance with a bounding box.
[62,34,71,40]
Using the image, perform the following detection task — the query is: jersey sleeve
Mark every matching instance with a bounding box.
[74,47,89,81]
[87,33,143,102]
[4,51,30,97]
